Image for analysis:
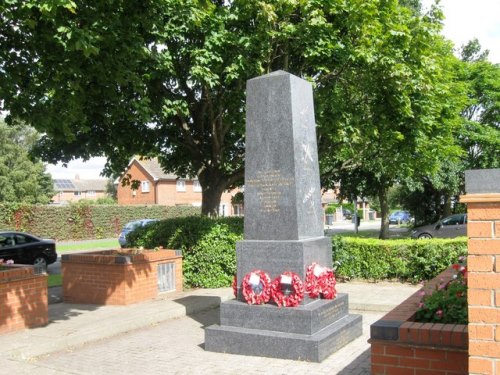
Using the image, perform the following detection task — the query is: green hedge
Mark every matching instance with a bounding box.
[128,216,244,288]
[0,202,200,240]
[331,236,467,282]
[128,216,468,288]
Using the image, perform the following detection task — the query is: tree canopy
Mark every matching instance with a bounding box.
[0,0,469,231]
[0,119,54,204]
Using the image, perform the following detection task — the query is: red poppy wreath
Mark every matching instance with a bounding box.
[270,271,304,307]
[241,270,272,305]
[305,262,337,300]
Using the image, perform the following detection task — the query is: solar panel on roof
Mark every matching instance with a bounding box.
[54,179,76,189]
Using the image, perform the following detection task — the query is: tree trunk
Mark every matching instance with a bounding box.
[198,169,229,217]
[378,187,390,239]
[442,194,452,217]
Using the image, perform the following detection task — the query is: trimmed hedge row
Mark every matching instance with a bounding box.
[331,236,467,282]
[0,203,200,241]
[128,216,468,288]
[128,216,243,288]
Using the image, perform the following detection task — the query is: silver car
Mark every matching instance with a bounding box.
[118,219,159,247]
[411,214,467,239]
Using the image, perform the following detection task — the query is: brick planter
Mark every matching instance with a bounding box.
[0,265,48,334]
[62,249,182,305]
[370,268,468,375]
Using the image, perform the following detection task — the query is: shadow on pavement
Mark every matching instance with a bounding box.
[48,286,63,304]
[172,295,223,325]
[338,348,370,375]
[48,303,100,323]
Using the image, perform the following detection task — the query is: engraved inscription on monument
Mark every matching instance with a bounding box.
[246,170,293,213]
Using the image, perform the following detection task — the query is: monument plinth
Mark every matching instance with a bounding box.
[205,71,361,362]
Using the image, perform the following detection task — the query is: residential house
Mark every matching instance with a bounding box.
[52,177,108,204]
[116,157,242,216]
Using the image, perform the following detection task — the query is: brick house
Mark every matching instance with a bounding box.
[116,157,243,216]
[52,177,108,204]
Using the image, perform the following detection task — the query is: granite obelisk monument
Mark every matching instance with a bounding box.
[205,71,362,362]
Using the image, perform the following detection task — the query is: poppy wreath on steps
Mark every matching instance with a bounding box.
[270,271,304,307]
[305,262,337,300]
[241,270,272,305]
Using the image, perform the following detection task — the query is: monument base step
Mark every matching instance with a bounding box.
[205,312,362,362]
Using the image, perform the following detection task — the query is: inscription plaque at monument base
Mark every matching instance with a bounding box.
[204,71,361,362]
[205,294,362,362]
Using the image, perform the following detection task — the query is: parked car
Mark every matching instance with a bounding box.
[411,213,467,239]
[389,211,413,224]
[342,209,353,220]
[0,231,57,270]
[118,219,159,248]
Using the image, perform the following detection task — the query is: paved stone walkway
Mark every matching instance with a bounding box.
[0,282,420,374]
[8,308,380,374]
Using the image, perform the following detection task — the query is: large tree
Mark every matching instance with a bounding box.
[394,40,499,225]
[316,1,462,238]
[457,40,500,171]
[0,119,54,203]
[1,0,461,222]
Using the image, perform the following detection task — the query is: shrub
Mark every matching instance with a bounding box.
[128,216,244,288]
[415,257,468,324]
[332,236,467,282]
[129,217,467,288]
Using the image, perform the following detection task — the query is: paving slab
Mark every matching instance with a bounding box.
[0,282,420,374]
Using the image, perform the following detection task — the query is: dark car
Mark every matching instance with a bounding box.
[118,219,159,248]
[0,231,57,271]
[389,210,413,224]
[411,213,467,239]
[342,209,353,220]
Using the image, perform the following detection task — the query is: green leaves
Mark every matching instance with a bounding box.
[0,120,54,204]
[332,236,467,282]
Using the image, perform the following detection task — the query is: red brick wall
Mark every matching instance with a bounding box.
[0,266,48,334]
[62,249,183,305]
[117,161,156,205]
[370,268,468,374]
[460,195,500,375]
[116,160,239,215]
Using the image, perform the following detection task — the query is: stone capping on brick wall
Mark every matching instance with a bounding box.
[460,193,500,203]
[370,267,468,349]
[0,264,38,282]
[61,249,182,264]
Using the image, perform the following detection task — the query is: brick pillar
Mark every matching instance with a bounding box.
[461,169,500,375]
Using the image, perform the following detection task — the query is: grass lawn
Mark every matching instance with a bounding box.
[57,238,120,252]
[48,274,62,287]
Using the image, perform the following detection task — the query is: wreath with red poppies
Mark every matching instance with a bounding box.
[270,271,304,307]
[305,262,337,300]
[241,270,272,305]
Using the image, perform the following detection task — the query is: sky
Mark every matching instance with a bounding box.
[45,0,500,179]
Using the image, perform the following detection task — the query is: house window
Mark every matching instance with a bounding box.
[141,181,150,193]
[193,180,202,192]
[176,180,186,192]
[87,190,96,196]
[233,204,244,217]
[74,191,81,196]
